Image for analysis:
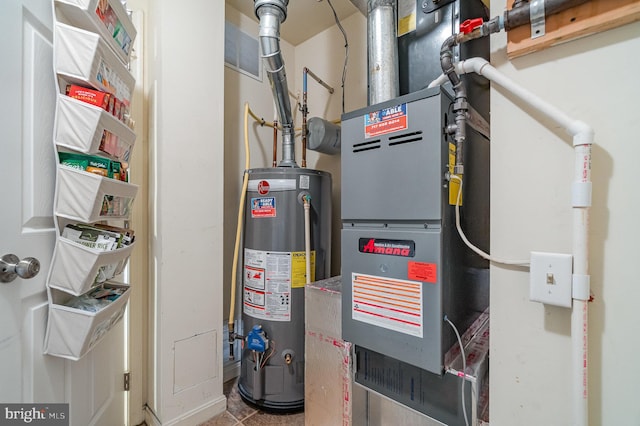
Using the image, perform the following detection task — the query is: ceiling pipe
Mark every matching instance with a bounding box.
[255,0,297,167]
[367,0,399,105]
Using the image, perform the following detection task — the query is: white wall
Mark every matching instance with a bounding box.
[489,1,640,424]
[145,1,226,424]
[294,12,368,277]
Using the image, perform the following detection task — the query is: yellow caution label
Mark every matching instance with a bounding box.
[398,14,416,37]
[397,0,416,36]
[291,251,316,288]
[449,143,462,206]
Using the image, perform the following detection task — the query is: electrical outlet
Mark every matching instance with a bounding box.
[529,252,573,308]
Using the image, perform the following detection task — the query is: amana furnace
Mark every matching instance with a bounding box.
[341,0,490,424]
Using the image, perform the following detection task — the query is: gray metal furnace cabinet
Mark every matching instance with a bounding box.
[340,86,489,375]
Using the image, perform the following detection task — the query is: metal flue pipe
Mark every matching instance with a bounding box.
[367,0,398,105]
[255,0,297,167]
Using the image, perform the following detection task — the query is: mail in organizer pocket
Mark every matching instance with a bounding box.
[44,283,130,360]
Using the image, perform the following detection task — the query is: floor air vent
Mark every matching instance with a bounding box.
[388,131,423,147]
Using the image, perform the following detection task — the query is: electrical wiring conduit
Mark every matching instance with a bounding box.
[433,57,592,426]
[228,102,252,359]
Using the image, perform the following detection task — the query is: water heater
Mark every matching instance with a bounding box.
[238,167,331,411]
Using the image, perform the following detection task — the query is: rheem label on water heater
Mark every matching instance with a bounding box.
[244,248,293,322]
[351,272,423,338]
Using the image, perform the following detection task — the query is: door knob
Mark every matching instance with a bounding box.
[0,254,41,283]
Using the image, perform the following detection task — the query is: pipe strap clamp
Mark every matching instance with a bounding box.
[530,0,546,39]
[572,182,592,207]
[572,274,590,301]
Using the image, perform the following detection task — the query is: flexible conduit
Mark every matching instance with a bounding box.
[228,102,252,358]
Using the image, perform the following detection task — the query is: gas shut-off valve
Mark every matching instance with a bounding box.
[247,324,269,353]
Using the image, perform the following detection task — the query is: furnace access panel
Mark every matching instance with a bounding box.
[340,87,489,375]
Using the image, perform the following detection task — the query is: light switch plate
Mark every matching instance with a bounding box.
[529,252,573,308]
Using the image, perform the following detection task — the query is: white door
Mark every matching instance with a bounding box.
[0,1,127,425]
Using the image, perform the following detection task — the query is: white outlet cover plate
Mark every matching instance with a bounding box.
[529,252,573,308]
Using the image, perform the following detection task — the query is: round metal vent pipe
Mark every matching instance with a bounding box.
[255,0,297,167]
[367,0,399,105]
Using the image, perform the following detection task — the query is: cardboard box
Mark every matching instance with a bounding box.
[305,276,352,426]
[67,84,111,111]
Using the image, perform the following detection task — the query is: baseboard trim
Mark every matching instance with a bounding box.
[143,395,227,426]
[144,406,161,426]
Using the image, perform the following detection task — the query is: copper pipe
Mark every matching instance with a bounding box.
[302,89,308,168]
[305,68,334,94]
[272,119,278,167]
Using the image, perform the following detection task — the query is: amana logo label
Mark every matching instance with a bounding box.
[358,238,415,257]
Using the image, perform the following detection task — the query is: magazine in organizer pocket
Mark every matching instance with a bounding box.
[44,283,131,360]
[55,165,138,222]
[48,237,135,296]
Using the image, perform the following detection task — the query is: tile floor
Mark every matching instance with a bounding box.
[199,377,305,426]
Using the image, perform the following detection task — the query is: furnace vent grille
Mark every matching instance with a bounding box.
[388,131,423,147]
[352,131,424,154]
[353,139,381,153]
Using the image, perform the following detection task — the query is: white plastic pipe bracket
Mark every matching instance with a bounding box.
[572,274,590,301]
[572,182,592,207]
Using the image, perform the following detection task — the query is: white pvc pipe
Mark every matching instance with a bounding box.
[430,57,592,426]
[571,144,592,426]
[304,197,311,285]
[427,73,450,89]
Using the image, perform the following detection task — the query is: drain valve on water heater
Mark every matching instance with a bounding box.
[282,350,294,365]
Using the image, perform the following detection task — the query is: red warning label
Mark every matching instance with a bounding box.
[408,261,437,283]
[251,197,276,218]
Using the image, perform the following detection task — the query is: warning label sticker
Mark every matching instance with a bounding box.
[364,103,408,138]
[243,249,292,322]
[408,261,437,283]
[251,197,276,218]
[291,251,316,288]
[449,143,462,206]
[351,272,423,337]
[397,0,416,37]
